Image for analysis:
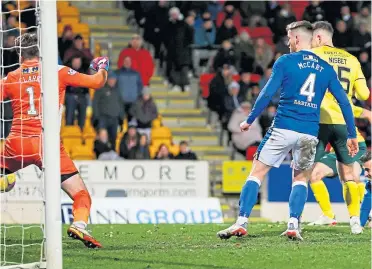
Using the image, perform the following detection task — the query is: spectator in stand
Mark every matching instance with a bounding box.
[302,0,326,23]
[64,56,89,131]
[143,1,170,60]
[275,36,290,55]
[117,34,154,86]
[164,7,194,92]
[228,102,262,157]
[239,1,267,27]
[2,32,19,75]
[193,13,217,75]
[216,4,241,31]
[129,87,158,139]
[119,125,140,159]
[216,18,238,45]
[254,38,274,71]
[246,83,260,105]
[238,71,252,100]
[354,5,371,33]
[333,20,352,48]
[128,134,151,160]
[223,81,245,127]
[92,71,124,150]
[213,40,237,72]
[338,4,354,31]
[63,34,93,73]
[175,141,198,160]
[94,129,112,159]
[272,3,296,43]
[116,56,143,123]
[234,31,255,72]
[265,0,282,33]
[352,23,371,48]
[20,1,36,32]
[207,64,233,120]
[259,104,277,137]
[207,1,223,22]
[154,144,174,160]
[58,25,73,61]
[359,51,371,80]
[259,66,280,105]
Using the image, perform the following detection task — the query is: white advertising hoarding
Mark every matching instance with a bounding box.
[3,161,209,201]
[61,198,223,224]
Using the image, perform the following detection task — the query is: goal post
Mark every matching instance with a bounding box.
[40,0,63,268]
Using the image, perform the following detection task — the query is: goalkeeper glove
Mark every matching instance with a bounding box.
[90,56,110,72]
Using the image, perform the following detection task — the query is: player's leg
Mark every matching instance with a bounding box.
[331,126,363,234]
[353,142,367,202]
[217,128,290,239]
[360,181,371,227]
[308,154,338,225]
[282,133,318,240]
[59,144,102,248]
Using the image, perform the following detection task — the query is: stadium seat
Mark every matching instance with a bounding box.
[61,125,82,138]
[63,137,83,155]
[70,145,95,160]
[151,126,172,141]
[240,27,273,45]
[250,74,261,83]
[246,146,258,160]
[58,6,80,17]
[170,145,180,156]
[151,139,172,150]
[149,145,157,159]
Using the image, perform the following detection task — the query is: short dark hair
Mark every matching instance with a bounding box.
[286,20,313,33]
[312,21,334,35]
[179,141,188,146]
[15,33,39,59]
[360,151,371,164]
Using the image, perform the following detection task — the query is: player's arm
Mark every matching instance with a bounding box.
[246,57,284,124]
[353,62,370,101]
[328,72,357,139]
[0,76,9,102]
[60,57,109,89]
[353,104,371,123]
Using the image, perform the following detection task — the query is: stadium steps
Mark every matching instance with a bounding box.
[74,2,239,217]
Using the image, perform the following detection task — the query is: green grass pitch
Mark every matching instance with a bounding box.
[2,224,371,269]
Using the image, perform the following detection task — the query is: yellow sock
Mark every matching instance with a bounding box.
[343,181,360,217]
[357,182,365,203]
[310,181,335,219]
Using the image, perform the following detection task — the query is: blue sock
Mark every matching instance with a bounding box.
[289,181,308,220]
[239,176,260,217]
[360,181,371,227]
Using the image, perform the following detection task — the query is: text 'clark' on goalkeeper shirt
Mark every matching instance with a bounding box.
[246,50,356,139]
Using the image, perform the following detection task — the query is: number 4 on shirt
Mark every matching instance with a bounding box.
[300,73,316,102]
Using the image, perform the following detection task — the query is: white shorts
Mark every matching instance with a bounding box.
[256,128,318,170]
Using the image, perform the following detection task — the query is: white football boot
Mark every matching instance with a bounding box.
[308,215,337,226]
[281,217,303,240]
[217,223,247,240]
[350,216,363,234]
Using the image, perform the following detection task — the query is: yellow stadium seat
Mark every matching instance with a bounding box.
[61,125,82,138]
[83,124,96,139]
[60,17,80,25]
[57,1,70,9]
[151,127,172,141]
[82,137,95,151]
[151,139,172,149]
[170,145,179,156]
[62,137,83,155]
[71,145,95,160]
[149,145,157,158]
[58,6,79,17]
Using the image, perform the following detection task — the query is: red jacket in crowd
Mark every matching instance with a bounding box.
[117,48,154,86]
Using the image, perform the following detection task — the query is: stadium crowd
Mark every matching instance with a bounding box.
[0,0,371,160]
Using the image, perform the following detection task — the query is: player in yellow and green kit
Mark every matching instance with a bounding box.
[308,104,371,226]
[309,21,370,234]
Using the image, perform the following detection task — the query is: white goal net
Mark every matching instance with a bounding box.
[0,1,61,268]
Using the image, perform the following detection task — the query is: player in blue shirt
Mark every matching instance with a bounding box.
[217,21,358,241]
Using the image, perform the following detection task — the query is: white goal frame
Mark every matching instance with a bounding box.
[39,0,63,268]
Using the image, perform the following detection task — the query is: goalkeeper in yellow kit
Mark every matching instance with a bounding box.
[309,21,370,234]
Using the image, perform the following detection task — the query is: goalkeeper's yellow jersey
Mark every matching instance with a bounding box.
[311,45,370,142]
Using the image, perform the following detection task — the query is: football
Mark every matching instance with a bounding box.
[0,174,16,193]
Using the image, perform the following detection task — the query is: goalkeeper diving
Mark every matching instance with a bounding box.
[0,33,109,248]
